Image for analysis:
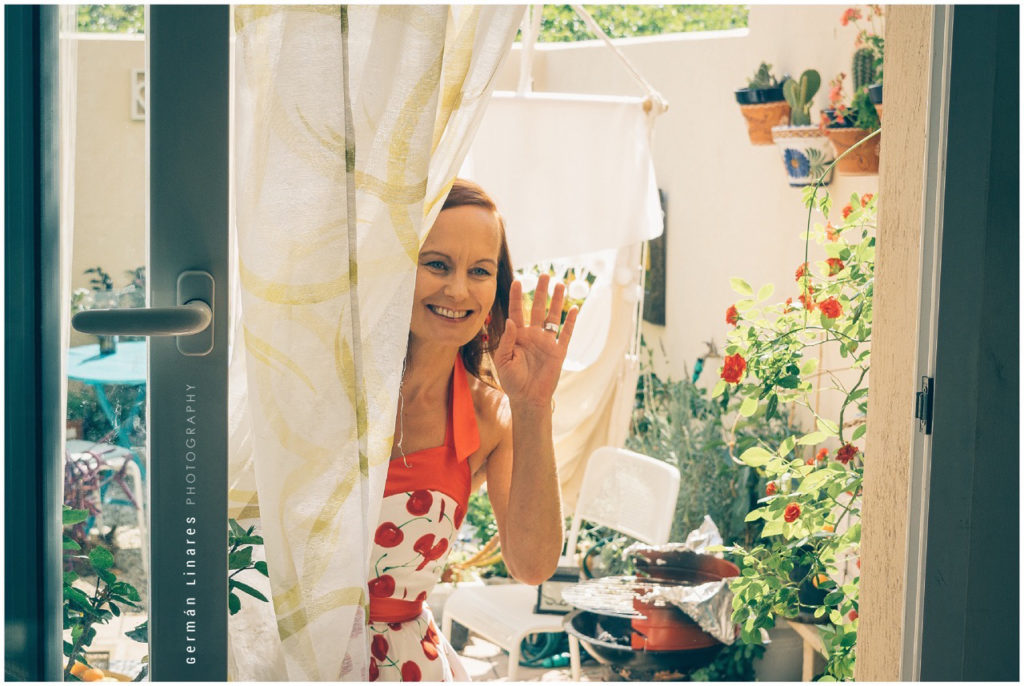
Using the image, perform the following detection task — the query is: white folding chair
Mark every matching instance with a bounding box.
[66,439,149,579]
[441,446,680,680]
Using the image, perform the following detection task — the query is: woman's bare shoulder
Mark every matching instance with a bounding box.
[467,375,511,437]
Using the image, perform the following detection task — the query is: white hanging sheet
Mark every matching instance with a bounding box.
[462,91,664,266]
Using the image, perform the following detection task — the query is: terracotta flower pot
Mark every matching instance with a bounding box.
[770,125,835,187]
[825,127,880,175]
[737,101,791,145]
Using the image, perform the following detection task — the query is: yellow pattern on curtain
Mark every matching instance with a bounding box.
[228,5,524,680]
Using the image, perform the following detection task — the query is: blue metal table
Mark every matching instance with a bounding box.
[67,341,147,450]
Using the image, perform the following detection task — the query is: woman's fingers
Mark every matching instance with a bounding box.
[558,306,579,352]
[494,317,516,364]
[508,279,525,328]
[530,274,551,327]
[547,282,566,327]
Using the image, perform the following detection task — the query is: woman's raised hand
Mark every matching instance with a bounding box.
[492,274,578,407]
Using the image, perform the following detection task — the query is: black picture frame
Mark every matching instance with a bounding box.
[534,566,580,615]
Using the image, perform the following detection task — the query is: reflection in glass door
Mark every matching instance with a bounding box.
[61,6,149,681]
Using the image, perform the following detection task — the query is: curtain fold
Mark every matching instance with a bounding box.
[228,6,523,680]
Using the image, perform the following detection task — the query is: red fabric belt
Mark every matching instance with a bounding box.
[369,597,424,624]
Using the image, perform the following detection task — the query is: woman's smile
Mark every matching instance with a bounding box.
[427,305,472,320]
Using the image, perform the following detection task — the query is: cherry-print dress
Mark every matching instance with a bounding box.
[367,355,479,681]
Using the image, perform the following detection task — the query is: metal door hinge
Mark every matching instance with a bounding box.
[915,376,934,434]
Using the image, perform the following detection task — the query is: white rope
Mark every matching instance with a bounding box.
[517,4,544,95]
[569,4,669,115]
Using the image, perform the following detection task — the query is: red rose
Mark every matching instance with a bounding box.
[816,448,829,462]
[805,458,815,465]
[840,8,861,26]
[369,659,379,682]
[836,443,860,464]
[848,609,859,621]
[795,262,808,281]
[371,634,389,662]
[368,574,396,598]
[783,503,801,523]
[401,661,421,681]
[406,490,433,516]
[826,223,840,242]
[783,297,794,313]
[374,522,404,548]
[765,482,777,496]
[453,503,466,528]
[842,203,854,219]
[726,304,739,326]
[720,353,746,384]
[826,258,845,276]
[860,192,874,207]
[819,297,843,319]
[798,288,816,312]
[421,639,439,661]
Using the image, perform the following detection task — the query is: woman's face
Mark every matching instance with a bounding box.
[410,205,502,348]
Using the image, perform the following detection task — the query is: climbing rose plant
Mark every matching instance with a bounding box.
[713,185,876,681]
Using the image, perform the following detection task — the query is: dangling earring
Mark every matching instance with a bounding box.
[481,313,492,343]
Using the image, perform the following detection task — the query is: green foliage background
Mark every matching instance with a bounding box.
[77,5,144,34]
[75,5,748,39]
[527,5,748,42]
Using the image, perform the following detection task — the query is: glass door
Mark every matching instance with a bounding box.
[58,5,230,682]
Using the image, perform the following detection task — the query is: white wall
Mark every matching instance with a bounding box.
[496,6,879,394]
[70,35,147,346]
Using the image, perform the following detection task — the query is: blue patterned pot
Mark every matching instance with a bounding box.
[770,125,835,187]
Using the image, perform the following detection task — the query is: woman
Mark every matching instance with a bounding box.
[366,179,578,681]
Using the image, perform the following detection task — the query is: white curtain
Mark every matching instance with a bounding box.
[228,6,523,681]
[462,93,663,506]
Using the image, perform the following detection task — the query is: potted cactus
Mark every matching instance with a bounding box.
[823,47,881,175]
[770,69,834,186]
[734,62,790,145]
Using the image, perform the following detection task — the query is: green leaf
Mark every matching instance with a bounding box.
[776,375,800,389]
[766,393,779,420]
[97,568,116,585]
[817,418,840,436]
[109,602,121,617]
[229,547,253,570]
[63,538,81,551]
[229,592,241,615]
[739,396,758,417]
[797,431,829,446]
[761,520,784,537]
[730,278,753,295]
[64,570,79,585]
[778,435,796,458]
[756,283,775,301]
[744,509,764,523]
[254,561,269,577]
[230,579,269,603]
[88,546,114,571]
[800,469,831,492]
[229,518,247,539]
[852,424,867,441]
[63,509,89,526]
[711,379,727,399]
[739,446,773,467]
[110,581,141,602]
[125,620,148,643]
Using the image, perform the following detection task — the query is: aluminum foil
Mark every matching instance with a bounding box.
[626,516,739,645]
[636,579,738,645]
